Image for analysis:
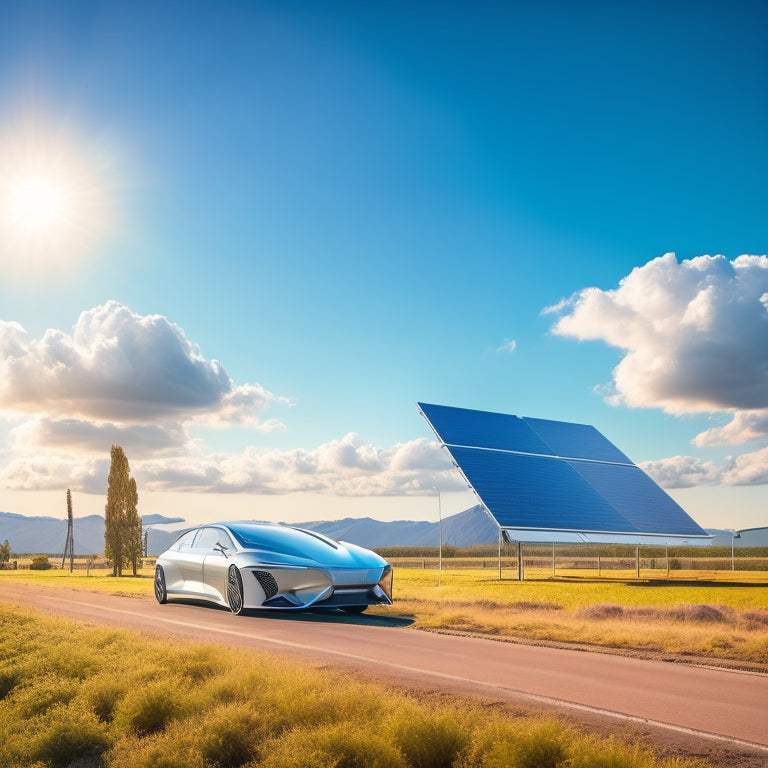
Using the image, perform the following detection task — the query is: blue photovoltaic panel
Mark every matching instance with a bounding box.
[447,447,634,532]
[418,402,552,455]
[567,460,703,536]
[523,417,632,464]
[419,402,710,541]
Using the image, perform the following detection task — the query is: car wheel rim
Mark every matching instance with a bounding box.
[227,565,243,614]
[154,567,166,603]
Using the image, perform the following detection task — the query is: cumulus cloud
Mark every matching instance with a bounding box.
[0,454,108,494]
[0,301,284,426]
[692,410,768,447]
[547,254,768,489]
[639,455,721,489]
[0,302,468,498]
[641,446,768,488]
[546,253,768,414]
[136,434,464,496]
[2,433,465,496]
[9,417,188,458]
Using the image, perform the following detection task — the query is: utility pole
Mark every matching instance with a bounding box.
[62,489,74,572]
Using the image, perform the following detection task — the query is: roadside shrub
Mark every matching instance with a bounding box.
[259,721,408,768]
[0,666,21,699]
[385,701,473,768]
[5,675,78,718]
[673,605,728,623]
[193,701,269,767]
[112,679,186,735]
[577,603,624,620]
[466,719,569,768]
[29,554,52,570]
[740,609,768,629]
[78,670,131,722]
[106,732,204,768]
[27,703,110,768]
[565,734,706,768]
[168,644,227,683]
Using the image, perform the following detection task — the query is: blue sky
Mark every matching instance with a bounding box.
[0,1,766,530]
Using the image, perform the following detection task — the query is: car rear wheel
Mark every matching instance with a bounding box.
[227,565,245,615]
[154,566,168,604]
[341,605,367,614]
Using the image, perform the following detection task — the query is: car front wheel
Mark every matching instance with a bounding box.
[227,565,245,615]
[154,566,168,604]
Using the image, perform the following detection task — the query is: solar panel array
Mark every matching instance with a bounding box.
[418,402,709,541]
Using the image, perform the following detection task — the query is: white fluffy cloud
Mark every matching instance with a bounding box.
[547,254,768,414]
[9,417,188,458]
[0,433,464,496]
[138,434,463,496]
[0,301,284,427]
[547,254,768,488]
[692,410,768,447]
[641,446,768,488]
[639,455,721,489]
[0,302,463,497]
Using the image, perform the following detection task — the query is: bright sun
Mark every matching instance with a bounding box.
[0,115,115,276]
[6,172,71,234]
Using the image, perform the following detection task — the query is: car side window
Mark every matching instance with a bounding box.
[172,530,197,551]
[195,527,234,552]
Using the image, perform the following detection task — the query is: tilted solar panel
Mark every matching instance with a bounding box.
[417,402,552,455]
[523,416,632,464]
[446,447,634,532]
[418,402,710,542]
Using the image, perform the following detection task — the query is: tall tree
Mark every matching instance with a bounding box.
[104,445,140,577]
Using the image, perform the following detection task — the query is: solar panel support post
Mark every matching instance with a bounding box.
[438,493,442,587]
[498,530,502,581]
[635,545,640,579]
[552,542,556,578]
[517,541,523,581]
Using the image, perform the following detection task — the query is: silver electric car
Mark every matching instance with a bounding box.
[154,521,393,615]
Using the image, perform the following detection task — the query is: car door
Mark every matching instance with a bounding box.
[173,529,207,596]
[199,527,236,604]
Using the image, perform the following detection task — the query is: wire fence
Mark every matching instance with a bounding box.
[388,553,768,577]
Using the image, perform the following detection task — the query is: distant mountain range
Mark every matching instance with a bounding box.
[0,506,497,556]
[0,507,765,557]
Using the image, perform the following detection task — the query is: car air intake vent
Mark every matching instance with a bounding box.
[253,570,279,599]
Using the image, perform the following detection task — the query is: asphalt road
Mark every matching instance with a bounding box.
[3,583,767,762]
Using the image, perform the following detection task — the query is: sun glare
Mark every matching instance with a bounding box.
[6,172,70,234]
[0,114,116,276]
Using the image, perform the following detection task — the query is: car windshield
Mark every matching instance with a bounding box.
[226,523,340,560]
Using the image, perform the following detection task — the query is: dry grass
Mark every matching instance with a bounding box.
[0,606,711,768]
[368,569,768,665]
[2,564,766,664]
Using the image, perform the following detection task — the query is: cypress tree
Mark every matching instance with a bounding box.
[104,445,139,577]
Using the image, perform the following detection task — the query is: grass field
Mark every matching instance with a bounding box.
[0,605,714,768]
[2,563,767,666]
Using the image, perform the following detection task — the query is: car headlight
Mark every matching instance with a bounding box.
[377,565,393,602]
